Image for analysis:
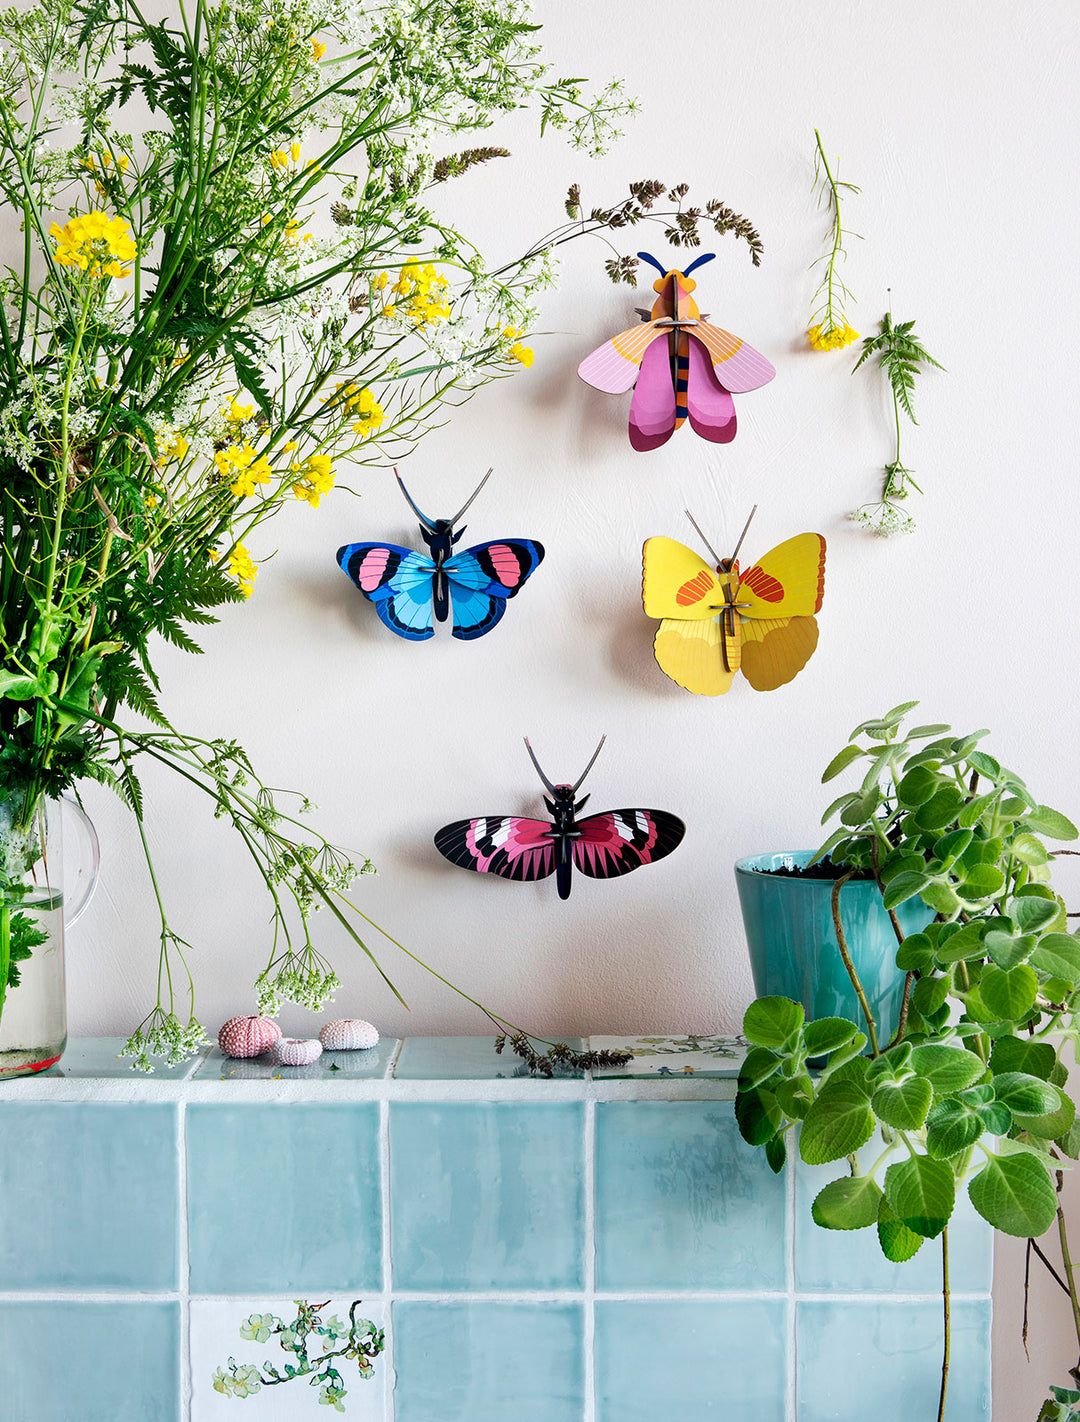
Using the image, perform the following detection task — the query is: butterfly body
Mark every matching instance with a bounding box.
[642,522,826,696]
[577,251,775,451]
[337,470,544,641]
[434,739,684,901]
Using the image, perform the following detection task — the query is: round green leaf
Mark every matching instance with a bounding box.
[911,974,950,1016]
[933,828,973,866]
[800,1078,876,1166]
[984,931,1037,970]
[956,864,1006,901]
[884,1154,956,1239]
[968,1152,1057,1237]
[989,1037,1056,1081]
[1011,832,1050,866]
[822,743,865,782]
[743,997,805,1049]
[913,786,966,833]
[765,1133,787,1174]
[734,1086,782,1146]
[1010,896,1062,935]
[895,932,936,973]
[877,1197,924,1262]
[992,1072,1063,1116]
[775,1075,814,1120]
[1031,935,1080,988]
[872,1077,933,1131]
[812,1174,884,1230]
[925,1099,983,1158]
[919,880,962,917]
[803,1017,860,1056]
[738,1047,783,1091]
[980,964,1039,1020]
[909,1044,987,1095]
[896,766,939,807]
[935,921,988,964]
[882,872,933,911]
[1013,1087,1076,1141]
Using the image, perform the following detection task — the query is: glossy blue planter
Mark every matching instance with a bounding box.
[734,851,934,1043]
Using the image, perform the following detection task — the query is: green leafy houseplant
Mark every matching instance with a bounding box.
[735,703,1080,1420]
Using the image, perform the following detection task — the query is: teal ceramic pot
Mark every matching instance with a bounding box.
[734,851,934,1043]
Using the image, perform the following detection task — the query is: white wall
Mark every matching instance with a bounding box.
[58,0,1080,1411]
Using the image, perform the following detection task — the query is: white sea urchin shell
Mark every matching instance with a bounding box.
[268,1037,323,1067]
[319,1019,380,1051]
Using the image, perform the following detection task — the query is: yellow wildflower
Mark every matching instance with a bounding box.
[806,322,860,352]
[215,442,273,499]
[327,383,385,439]
[311,38,326,60]
[225,398,255,425]
[503,325,520,340]
[374,272,388,291]
[269,150,290,171]
[381,303,396,319]
[50,211,137,279]
[157,432,189,465]
[227,543,259,597]
[283,440,299,452]
[290,453,335,508]
[508,342,534,368]
[290,142,301,164]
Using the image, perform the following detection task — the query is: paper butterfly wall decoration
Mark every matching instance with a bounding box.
[434,736,685,900]
[642,506,826,696]
[337,469,544,641]
[577,251,776,451]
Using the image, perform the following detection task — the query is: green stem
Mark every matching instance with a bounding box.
[937,1225,950,1422]
[831,872,880,1055]
[1057,1196,1080,1368]
[0,901,9,1029]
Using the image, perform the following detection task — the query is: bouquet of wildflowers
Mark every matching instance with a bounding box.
[0,0,640,1065]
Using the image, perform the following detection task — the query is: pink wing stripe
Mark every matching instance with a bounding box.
[629,337,677,452]
[465,818,553,877]
[356,547,391,591]
[699,324,776,393]
[486,544,522,588]
[573,811,660,872]
[578,327,664,394]
[685,340,737,445]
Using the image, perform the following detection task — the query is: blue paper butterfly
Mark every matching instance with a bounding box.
[337,469,545,641]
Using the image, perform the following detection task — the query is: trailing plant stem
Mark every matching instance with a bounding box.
[831,872,879,1056]
[938,1225,950,1422]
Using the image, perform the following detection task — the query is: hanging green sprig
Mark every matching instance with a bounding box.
[806,129,861,351]
[852,312,945,535]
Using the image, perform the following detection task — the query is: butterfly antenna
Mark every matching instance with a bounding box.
[394,468,436,530]
[524,737,557,796]
[571,735,607,794]
[683,252,716,276]
[447,467,494,529]
[636,251,668,278]
[684,509,725,568]
[729,504,759,566]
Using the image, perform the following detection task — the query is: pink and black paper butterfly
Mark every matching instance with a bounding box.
[337,469,544,640]
[435,736,685,900]
[577,251,775,451]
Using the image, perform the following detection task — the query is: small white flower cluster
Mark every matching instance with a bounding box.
[255,958,340,1015]
[121,1013,208,1072]
[849,503,917,537]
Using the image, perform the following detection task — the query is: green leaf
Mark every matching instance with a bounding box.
[980,964,1038,1020]
[959,792,999,829]
[989,1037,1056,1081]
[1026,806,1079,841]
[884,1154,955,1239]
[1031,935,1080,988]
[734,1086,782,1146]
[800,1070,876,1166]
[933,828,973,866]
[1012,832,1050,866]
[765,1133,787,1173]
[895,766,939,808]
[743,997,804,1049]
[984,931,1036,970]
[881,872,932,911]
[974,1101,1013,1135]
[1055,1120,1080,1161]
[877,1196,925,1262]
[803,1018,860,1056]
[992,1072,1063,1116]
[822,744,865,782]
[907,723,951,739]
[934,921,987,964]
[0,671,42,700]
[775,1075,815,1120]
[738,1047,782,1091]
[872,1077,933,1131]
[1013,1087,1076,1141]
[968,1152,1057,1237]
[925,1099,984,1158]
[913,786,965,833]
[883,700,921,724]
[911,974,949,1016]
[920,880,962,917]
[812,1175,883,1230]
[909,1044,986,1095]
[1011,896,1062,935]
[895,932,936,972]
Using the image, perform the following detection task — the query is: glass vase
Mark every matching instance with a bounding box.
[0,789,99,1078]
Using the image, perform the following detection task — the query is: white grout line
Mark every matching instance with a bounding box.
[786,1156,797,1422]
[583,1096,596,1422]
[380,1095,396,1422]
[0,1287,990,1305]
[178,1101,192,1422]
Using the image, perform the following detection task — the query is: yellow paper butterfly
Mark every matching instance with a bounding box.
[642,509,826,696]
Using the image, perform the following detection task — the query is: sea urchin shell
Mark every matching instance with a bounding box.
[218,1016,282,1059]
[269,1037,323,1067]
[319,1019,380,1051]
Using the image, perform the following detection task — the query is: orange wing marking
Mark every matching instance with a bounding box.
[676,570,715,607]
[741,565,784,603]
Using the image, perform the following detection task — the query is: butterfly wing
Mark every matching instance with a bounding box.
[642,538,721,621]
[444,540,546,642]
[740,615,820,692]
[738,534,826,619]
[692,321,776,393]
[652,617,739,696]
[572,810,685,878]
[628,335,677,451]
[578,323,667,393]
[684,338,737,444]
[434,817,556,882]
[337,543,437,641]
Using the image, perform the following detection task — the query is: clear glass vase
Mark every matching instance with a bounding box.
[0,790,99,1078]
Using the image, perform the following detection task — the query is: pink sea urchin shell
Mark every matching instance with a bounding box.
[269,1037,323,1067]
[218,1016,282,1059]
[319,1019,379,1051]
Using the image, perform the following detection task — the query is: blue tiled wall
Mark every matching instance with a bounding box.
[0,1040,994,1421]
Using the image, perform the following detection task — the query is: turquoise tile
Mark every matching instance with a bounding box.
[595,1101,786,1289]
[394,1302,583,1422]
[797,1299,992,1421]
[187,1104,381,1292]
[393,1035,584,1079]
[795,1142,993,1293]
[46,1037,203,1079]
[0,1301,178,1422]
[390,1102,584,1289]
[194,1038,396,1079]
[596,1300,786,1421]
[0,1103,177,1288]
